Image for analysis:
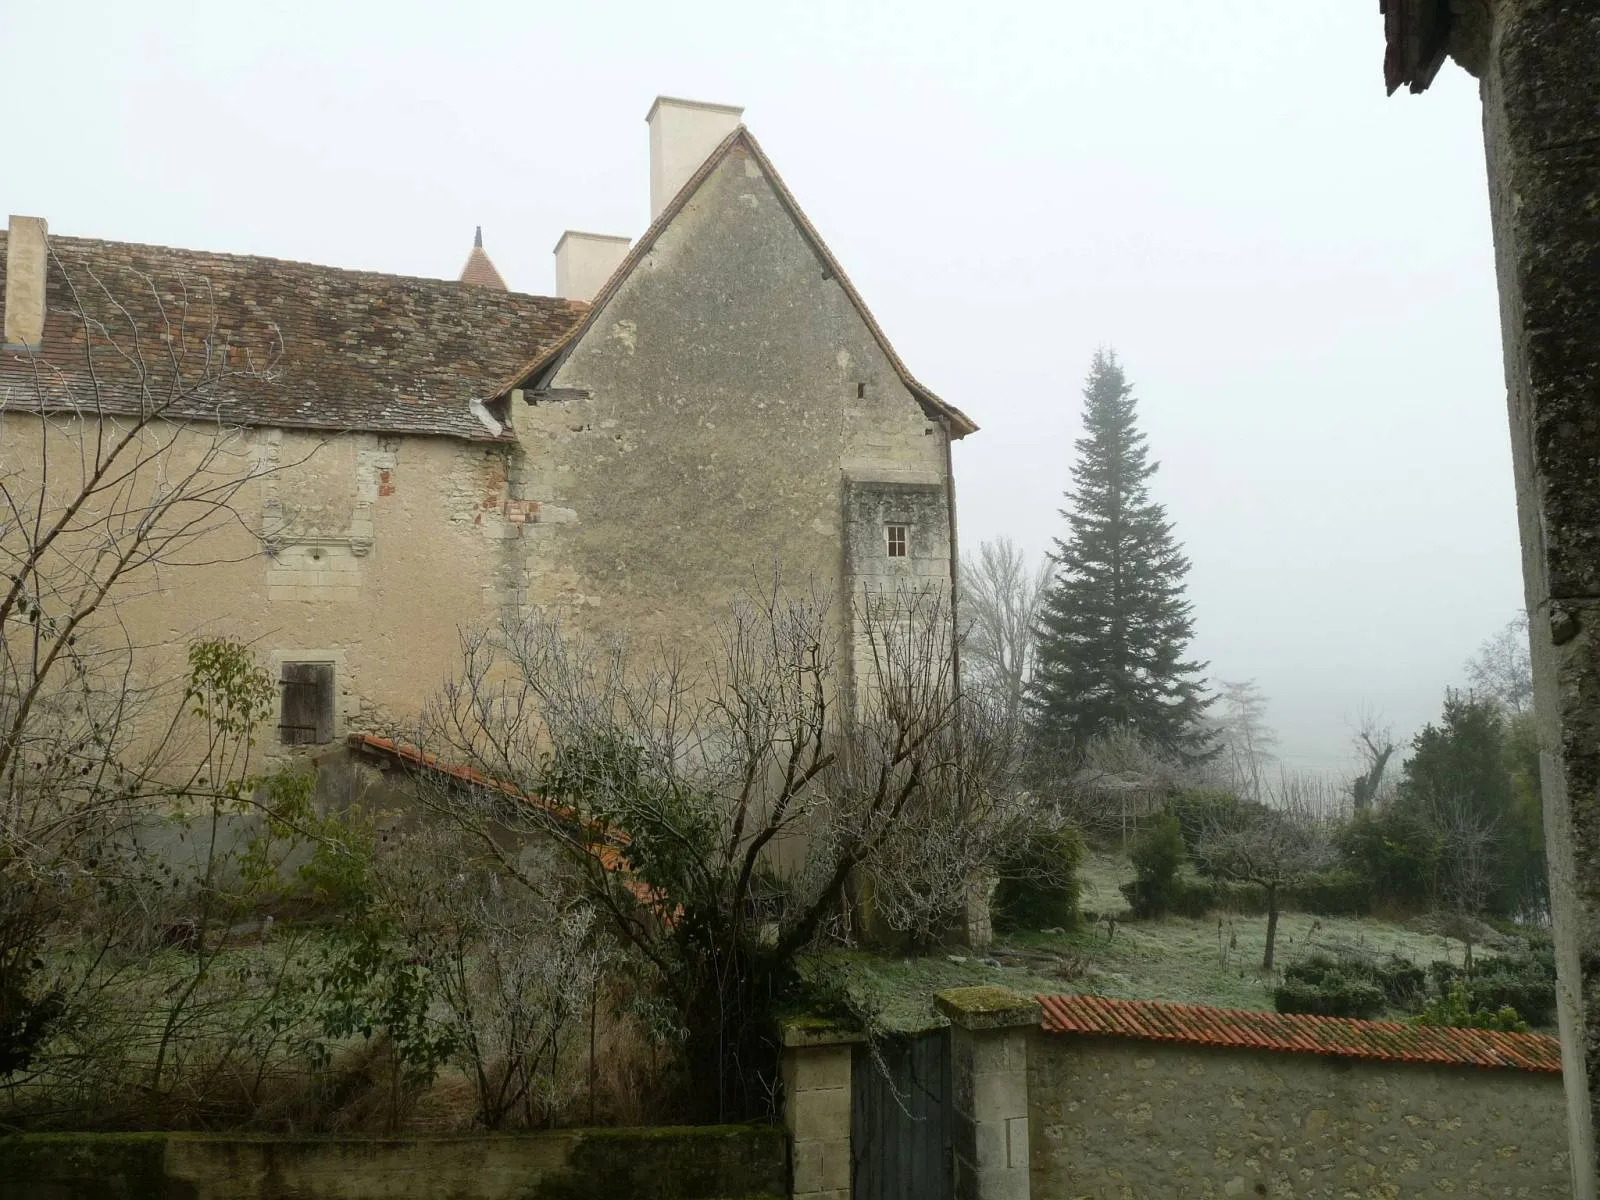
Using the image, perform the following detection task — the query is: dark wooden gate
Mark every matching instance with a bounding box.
[851,1030,953,1200]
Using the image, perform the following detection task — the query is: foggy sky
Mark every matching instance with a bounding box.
[1,1,1521,774]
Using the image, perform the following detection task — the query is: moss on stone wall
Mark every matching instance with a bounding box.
[532,1125,786,1200]
[0,1132,192,1200]
[934,986,1041,1029]
[0,1126,785,1200]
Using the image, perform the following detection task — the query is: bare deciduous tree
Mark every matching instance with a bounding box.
[1209,679,1277,802]
[1421,792,1503,970]
[372,827,601,1130]
[1192,783,1333,970]
[0,250,328,1096]
[1465,612,1533,716]
[407,581,1047,1119]
[1350,711,1397,814]
[1047,727,1182,846]
[959,537,1050,722]
[0,252,299,1077]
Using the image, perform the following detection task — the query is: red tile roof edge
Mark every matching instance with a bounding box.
[1036,993,1561,1074]
[344,733,672,919]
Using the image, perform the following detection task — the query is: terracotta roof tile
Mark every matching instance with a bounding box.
[0,231,585,442]
[459,228,508,290]
[494,128,978,439]
[1037,993,1561,1073]
[345,734,671,916]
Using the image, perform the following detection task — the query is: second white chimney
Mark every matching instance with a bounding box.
[4,215,48,350]
[554,231,632,303]
[646,97,744,219]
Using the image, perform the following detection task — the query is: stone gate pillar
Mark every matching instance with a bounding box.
[937,987,1039,1200]
[780,1021,861,1200]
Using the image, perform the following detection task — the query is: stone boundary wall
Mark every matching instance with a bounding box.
[1028,1032,1569,1197]
[0,1125,787,1200]
[796,989,1573,1200]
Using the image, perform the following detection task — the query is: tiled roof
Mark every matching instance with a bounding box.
[459,228,508,290]
[1037,993,1561,1074]
[344,734,667,913]
[0,231,586,442]
[494,128,979,440]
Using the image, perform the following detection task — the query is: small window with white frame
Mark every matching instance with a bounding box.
[885,524,908,558]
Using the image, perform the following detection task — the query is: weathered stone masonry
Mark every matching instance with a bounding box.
[1383,3,1600,1191]
[533,135,961,666]
[0,100,976,789]
[782,1022,862,1200]
[902,989,1569,1199]
[1030,1036,1567,1198]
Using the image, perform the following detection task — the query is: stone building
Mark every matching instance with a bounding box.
[0,97,975,755]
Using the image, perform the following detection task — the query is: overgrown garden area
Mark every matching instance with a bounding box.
[1,316,1554,1140]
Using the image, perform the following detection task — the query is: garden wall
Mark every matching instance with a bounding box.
[1028,1030,1569,1197]
[0,1125,787,1200]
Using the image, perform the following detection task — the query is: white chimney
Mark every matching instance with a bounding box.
[4,215,48,350]
[553,231,632,303]
[646,97,744,219]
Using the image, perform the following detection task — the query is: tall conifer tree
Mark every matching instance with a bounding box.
[1030,350,1212,758]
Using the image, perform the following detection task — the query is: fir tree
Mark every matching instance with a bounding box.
[1030,350,1211,758]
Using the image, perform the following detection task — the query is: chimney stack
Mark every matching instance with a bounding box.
[554,231,632,303]
[4,215,48,350]
[646,97,743,219]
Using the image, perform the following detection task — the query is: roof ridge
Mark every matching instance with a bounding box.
[1037,993,1562,1074]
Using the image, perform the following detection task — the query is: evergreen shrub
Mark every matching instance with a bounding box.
[993,828,1086,932]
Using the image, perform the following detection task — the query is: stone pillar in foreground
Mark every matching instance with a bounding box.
[780,1021,860,1200]
[1478,5,1600,1196]
[937,987,1039,1200]
[1385,3,1600,1192]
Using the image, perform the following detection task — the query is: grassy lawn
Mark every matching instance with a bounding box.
[806,853,1486,1034]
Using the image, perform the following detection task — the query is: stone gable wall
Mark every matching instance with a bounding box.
[537,141,954,668]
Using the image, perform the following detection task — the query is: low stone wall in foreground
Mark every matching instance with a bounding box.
[0,1124,787,1200]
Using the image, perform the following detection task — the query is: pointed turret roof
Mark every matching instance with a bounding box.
[459,226,508,290]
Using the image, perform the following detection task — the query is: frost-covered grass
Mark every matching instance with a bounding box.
[806,853,1490,1033]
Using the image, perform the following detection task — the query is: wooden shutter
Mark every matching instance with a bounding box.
[311,663,334,743]
[279,662,335,745]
